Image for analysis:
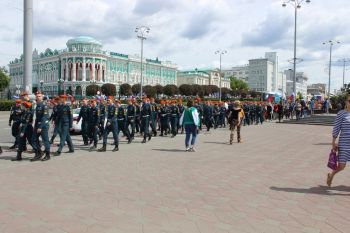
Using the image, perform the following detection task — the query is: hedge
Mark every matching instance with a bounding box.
[0,100,14,111]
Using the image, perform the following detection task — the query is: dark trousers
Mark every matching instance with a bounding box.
[57,123,73,152]
[98,119,105,137]
[103,120,118,145]
[88,124,98,146]
[117,120,130,140]
[11,121,21,146]
[81,120,89,144]
[127,117,135,138]
[18,125,33,152]
[32,124,50,153]
[150,113,157,134]
[135,116,141,133]
[185,124,197,148]
[244,113,250,126]
[160,116,168,135]
[141,117,150,139]
[51,121,60,141]
[170,116,178,136]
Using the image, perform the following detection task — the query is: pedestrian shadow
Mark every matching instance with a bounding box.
[152,149,185,152]
[0,156,31,161]
[270,185,350,196]
[313,142,332,146]
[203,141,229,145]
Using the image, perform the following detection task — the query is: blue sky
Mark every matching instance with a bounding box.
[0,0,349,91]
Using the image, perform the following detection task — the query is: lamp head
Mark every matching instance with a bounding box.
[306,0,311,3]
[282,3,286,7]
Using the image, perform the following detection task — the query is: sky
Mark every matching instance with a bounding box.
[0,0,349,92]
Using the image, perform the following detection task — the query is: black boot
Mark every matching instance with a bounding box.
[148,134,151,141]
[11,151,22,161]
[153,131,157,137]
[9,144,16,149]
[142,138,146,143]
[30,150,42,162]
[53,151,61,156]
[112,144,119,152]
[41,151,50,161]
[0,146,2,154]
[128,138,132,144]
[98,144,106,152]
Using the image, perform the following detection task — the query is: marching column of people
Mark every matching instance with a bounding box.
[7,94,306,161]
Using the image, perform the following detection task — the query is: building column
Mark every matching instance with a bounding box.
[92,58,95,81]
[82,57,86,81]
[72,57,76,81]
[60,59,64,80]
[65,61,68,81]
[100,62,103,82]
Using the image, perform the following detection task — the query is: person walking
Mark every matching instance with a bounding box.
[327,93,350,187]
[179,100,199,152]
[76,98,90,145]
[227,100,243,144]
[9,99,23,149]
[88,99,100,151]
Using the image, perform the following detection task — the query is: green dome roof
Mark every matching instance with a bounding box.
[66,36,102,46]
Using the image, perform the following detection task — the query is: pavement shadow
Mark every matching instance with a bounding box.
[203,141,229,145]
[270,185,350,196]
[152,149,185,152]
[0,155,31,161]
[313,143,332,146]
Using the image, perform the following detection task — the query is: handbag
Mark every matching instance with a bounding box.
[327,150,338,170]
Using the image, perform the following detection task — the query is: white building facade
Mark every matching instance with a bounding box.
[284,69,308,98]
[8,36,177,96]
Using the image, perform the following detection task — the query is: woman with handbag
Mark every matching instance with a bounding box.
[327,93,350,186]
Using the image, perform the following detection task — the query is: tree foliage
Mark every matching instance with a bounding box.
[0,68,10,92]
[163,84,179,97]
[191,84,203,97]
[179,84,193,96]
[86,84,101,96]
[154,85,164,96]
[120,83,132,96]
[229,76,248,91]
[101,83,116,96]
[143,85,156,98]
[132,84,141,96]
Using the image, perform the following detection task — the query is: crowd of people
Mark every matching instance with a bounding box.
[5,90,322,162]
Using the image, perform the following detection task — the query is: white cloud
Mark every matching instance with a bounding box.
[0,0,350,91]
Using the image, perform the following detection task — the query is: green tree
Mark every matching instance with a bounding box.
[143,85,156,98]
[101,83,116,96]
[0,68,10,92]
[120,83,132,96]
[191,84,203,97]
[155,84,164,97]
[230,76,248,91]
[163,84,179,97]
[179,84,193,96]
[86,84,101,96]
[132,84,141,96]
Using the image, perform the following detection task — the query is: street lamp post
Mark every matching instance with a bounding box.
[323,40,340,97]
[135,26,150,98]
[215,50,227,102]
[39,79,44,92]
[282,0,311,100]
[339,58,350,89]
[58,78,65,95]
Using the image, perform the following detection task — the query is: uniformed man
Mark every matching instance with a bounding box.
[149,97,158,137]
[219,102,226,128]
[31,91,51,162]
[77,98,90,145]
[249,102,256,124]
[194,99,203,131]
[135,101,141,134]
[115,99,132,144]
[98,98,106,140]
[49,97,61,144]
[255,102,263,125]
[9,99,23,149]
[12,101,33,161]
[177,100,185,134]
[140,98,152,143]
[159,100,169,136]
[98,97,119,152]
[126,99,136,139]
[169,100,180,138]
[203,101,213,131]
[243,102,250,126]
[213,103,220,129]
[88,99,100,151]
[53,95,74,156]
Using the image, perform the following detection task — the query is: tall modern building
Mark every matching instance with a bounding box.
[8,36,177,96]
[284,69,308,98]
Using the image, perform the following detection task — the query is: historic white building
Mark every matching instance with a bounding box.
[8,36,177,96]
[177,68,230,88]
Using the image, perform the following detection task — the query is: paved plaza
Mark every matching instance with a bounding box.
[0,112,349,233]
